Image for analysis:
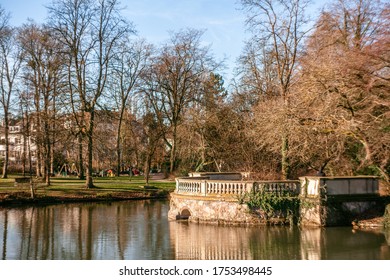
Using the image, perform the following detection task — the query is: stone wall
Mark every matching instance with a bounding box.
[170,175,386,227]
[168,193,266,225]
[299,176,384,227]
[299,176,379,196]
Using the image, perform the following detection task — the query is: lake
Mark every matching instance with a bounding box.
[1,199,389,260]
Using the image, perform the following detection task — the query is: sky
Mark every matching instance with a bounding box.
[0,0,325,84]
[0,0,248,83]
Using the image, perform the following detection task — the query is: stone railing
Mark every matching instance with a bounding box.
[205,180,254,195]
[175,177,255,196]
[175,177,300,197]
[256,180,300,195]
[175,177,206,194]
[299,176,379,197]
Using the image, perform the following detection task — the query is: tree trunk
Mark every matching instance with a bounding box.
[36,147,42,178]
[116,116,123,177]
[29,178,35,199]
[44,113,51,186]
[2,113,9,179]
[281,134,290,180]
[116,140,121,177]
[78,133,84,180]
[169,125,177,174]
[85,111,95,188]
[85,132,94,188]
[45,150,51,186]
[22,127,27,177]
[144,155,151,186]
[27,125,34,199]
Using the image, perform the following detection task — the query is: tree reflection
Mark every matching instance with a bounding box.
[0,202,389,260]
[1,209,8,260]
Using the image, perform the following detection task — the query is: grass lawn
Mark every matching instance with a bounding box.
[0,174,176,203]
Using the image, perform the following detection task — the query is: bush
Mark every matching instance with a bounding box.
[241,190,300,218]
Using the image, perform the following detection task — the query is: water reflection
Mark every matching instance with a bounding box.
[0,201,173,260]
[0,200,389,260]
[169,221,253,259]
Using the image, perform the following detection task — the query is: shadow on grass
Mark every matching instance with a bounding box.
[1,174,175,202]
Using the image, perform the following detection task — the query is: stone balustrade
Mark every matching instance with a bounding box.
[256,180,300,195]
[171,174,383,226]
[175,177,205,194]
[205,181,254,195]
[175,177,300,197]
[175,177,255,196]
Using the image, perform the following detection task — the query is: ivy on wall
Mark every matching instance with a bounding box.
[239,191,300,223]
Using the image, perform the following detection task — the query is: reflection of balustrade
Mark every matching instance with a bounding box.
[175,177,300,197]
[170,222,253,260]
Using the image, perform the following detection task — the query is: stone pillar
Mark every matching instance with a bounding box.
[200,180,207,196]
[175,178,180,193]
[299,177,322,227]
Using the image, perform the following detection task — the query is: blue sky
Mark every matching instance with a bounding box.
[1,0,248,83]
[1,0,324,84]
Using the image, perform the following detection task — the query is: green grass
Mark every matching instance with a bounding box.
[0,174,176,199]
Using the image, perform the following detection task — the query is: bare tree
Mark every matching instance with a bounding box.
[19,22,65,185]
[235,40,279,105]
[48,0,133,188]
[19,92,36,198]
[141,112,164,185]
[110,38,151,177]
[240,0,311,179]
[0,7,23,178]
[180,72,229,172]
[144,29,219,174]
[295,0,390,179]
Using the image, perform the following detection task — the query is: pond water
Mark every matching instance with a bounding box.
[0,200,389,260]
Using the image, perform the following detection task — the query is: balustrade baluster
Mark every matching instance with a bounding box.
[176,178,300,197]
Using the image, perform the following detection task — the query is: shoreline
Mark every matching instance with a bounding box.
[1,189,388,229]
[0,189,171,206]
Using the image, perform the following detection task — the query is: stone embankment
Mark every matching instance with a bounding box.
[170,173,390,228]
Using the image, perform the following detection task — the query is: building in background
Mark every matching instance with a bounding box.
[0,118,37,172]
